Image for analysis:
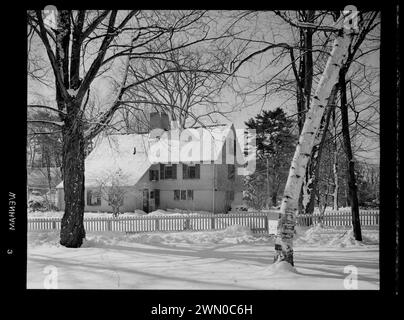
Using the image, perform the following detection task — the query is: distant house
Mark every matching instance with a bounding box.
[28,167,62,205]
[56,114,245,213]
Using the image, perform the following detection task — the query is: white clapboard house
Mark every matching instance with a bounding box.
[56,113,246,213]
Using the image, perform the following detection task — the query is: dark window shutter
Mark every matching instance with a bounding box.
[155,189,160,207]
[195,164,200,179]
[149,170,152,181]
[160,164,165,179]
[228,164,235,180]
[189,166,195,178]
[183,164,188,179]
[172,164,177,179]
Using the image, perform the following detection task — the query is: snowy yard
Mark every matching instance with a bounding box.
[27,224,379,290]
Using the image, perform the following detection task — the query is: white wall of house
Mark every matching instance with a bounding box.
[57,186,141,213]
[56,161,244,213]
[153,162,243,213]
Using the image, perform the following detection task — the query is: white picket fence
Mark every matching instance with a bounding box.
[27,210,379,234]
[27,212,275,234]
[296,210,379,227]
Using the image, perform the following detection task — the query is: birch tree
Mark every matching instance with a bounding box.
[274,17,354,266]
[303,11,379,218]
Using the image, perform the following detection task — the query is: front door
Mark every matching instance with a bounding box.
[143,189,149,213]
[154,189,160,209]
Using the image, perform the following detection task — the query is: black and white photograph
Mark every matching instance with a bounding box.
[4,3,399,300]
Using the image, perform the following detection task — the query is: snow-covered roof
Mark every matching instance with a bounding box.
[57,133,152,188]
[149,124,233,164]
[56,124,234,189]
[28,167,62,189]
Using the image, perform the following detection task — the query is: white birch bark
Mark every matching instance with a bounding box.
[274,29,352,265]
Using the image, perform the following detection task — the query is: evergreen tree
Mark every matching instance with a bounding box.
[244,108,297,209]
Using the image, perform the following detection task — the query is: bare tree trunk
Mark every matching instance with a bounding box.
[303,10,315,111]
[274,28,351,266]
[345,188,349,207]
[60,103,86,247]
[333,156,339,210]
[299,10,315,216]
[339,67,362,241]
[332,108,339,210]
[266,157,271,209]
[320,183,330,216]
[271,191,277,207]
[44,147,53,208]
[304,85,338,216]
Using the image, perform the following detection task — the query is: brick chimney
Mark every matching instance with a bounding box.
[150,112,170,131]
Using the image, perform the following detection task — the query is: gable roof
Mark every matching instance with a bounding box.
[149,124,233,164]
[57,134,152,188]
[56,124,236,189]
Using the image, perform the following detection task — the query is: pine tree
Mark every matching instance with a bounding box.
[244,108,296,209]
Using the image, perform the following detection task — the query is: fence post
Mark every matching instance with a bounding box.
[264,214,269,233]
[52,220,56,230]
[155,218,159,231]
[107,219,112,231]
[184,217,190,230]
[211,216,215,230]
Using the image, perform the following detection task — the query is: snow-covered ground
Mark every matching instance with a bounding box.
[27,224,379,290]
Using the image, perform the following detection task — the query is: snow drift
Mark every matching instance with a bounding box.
[28,224,378,249]
[295,225,379,247]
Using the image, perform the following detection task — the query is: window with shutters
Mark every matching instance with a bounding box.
[164,164,177,179]
[189,166,196,178]
[181,190,186,200]
[174,189,180,201]
[182,163,200,179]
[165,166,172,179]
[187,190,194,200]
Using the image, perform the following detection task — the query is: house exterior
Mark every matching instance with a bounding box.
[56,117,245,214]
[28,167,62,207]
[28,167,62,193]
